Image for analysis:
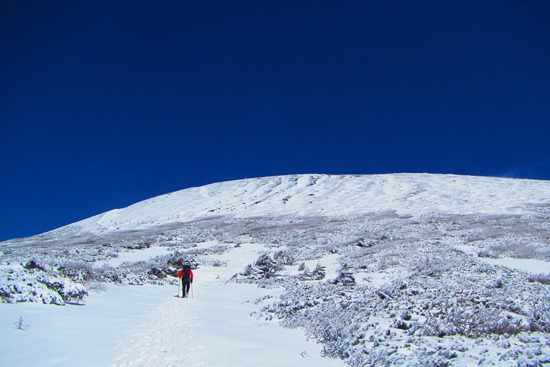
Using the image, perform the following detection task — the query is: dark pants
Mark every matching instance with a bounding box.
[182,280,191,297]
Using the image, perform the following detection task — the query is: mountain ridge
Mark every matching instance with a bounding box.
[65,173,550,235]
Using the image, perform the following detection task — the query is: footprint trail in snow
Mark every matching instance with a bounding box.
[111,245,344,367]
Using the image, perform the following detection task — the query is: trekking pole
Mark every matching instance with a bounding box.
[177,277,181,298]
[191,283,194,298]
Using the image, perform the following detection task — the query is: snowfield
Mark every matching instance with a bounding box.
[1,173,549,366]
[65,173,550,234]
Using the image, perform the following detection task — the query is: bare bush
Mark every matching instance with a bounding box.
[13,316,29,331]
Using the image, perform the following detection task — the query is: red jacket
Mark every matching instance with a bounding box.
[178,268,194,281]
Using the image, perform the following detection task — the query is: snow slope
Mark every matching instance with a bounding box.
[1,173,549,367]
[68,173,550,234]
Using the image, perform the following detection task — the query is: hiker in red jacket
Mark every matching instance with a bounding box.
[178,265,194,298]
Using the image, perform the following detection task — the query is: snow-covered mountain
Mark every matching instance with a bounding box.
[1,173,549,367]
[48,173,550,235]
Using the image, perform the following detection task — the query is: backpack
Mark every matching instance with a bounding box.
[182,265,191,281]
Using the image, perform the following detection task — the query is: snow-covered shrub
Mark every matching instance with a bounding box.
[148,267,166,279]
[259,236,550,367]
[24,259,47,272]
[240,253,284,280]
[299,263,326,281]
[57,261,95,283]
[330,270,355,285]
[121,241,151,250]
[210,259,226,267]
[36,273,88,304]
[166,253,199,269]
[529,273,550,285]
[263,280,371,360]
[0,264,88,305]
[528,295,550,332]
[421,302,524,338]
[274,250,294,265]
[180,244,231,256]
[93,264,122,283]
[410,255,448,277]
[60,281,88,303]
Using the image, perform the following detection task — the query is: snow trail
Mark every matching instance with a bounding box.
[111,245,344,367]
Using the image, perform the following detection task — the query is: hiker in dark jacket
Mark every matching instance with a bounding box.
[178,265,194,298]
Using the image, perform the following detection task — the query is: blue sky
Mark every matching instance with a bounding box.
[1,0,549,241]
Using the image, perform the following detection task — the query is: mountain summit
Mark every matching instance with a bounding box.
[68,173,550,234]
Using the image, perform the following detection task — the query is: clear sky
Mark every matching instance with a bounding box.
[1,0,549,241]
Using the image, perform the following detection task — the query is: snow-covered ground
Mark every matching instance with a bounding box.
[1,173,549,366]
[479,257,549,274]
[456,244,550,273]
[0,243,344,367]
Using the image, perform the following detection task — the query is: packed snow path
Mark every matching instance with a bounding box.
[111,245,344,367]
[111,281,340,366]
